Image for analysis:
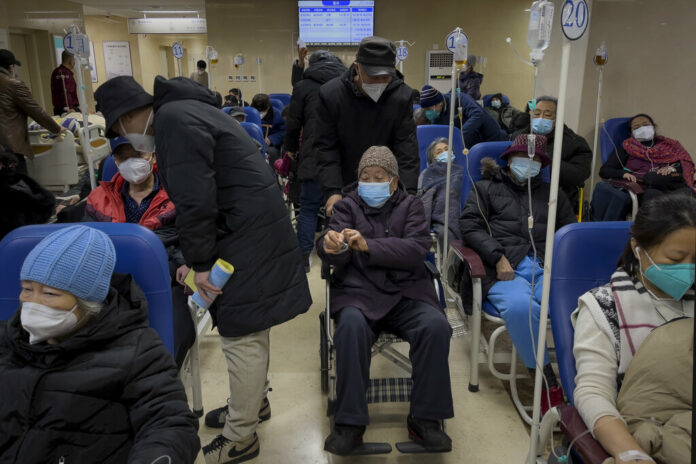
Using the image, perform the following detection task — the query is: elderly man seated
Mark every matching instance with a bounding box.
[317,146,454,455]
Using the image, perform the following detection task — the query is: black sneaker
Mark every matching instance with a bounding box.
[324,424,365,456]
[303,252,311,273]
[406,415,452,452]
[203,433,259,464]
[205,398,271,428]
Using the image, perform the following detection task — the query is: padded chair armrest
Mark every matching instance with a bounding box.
[424,260,440,279]
[321,261,332,281]
[449,241,486,278]
[607,179,644,195]
[559,405,611,464]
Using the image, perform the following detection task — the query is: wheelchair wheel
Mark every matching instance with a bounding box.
[319,312,329,394]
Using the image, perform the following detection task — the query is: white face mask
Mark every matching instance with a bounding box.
[632,125,655,142]
[118,153,153,184]
[21,302,79,344]
[120,110,156,153]
[362,82,388,103]
[259,110,268,119]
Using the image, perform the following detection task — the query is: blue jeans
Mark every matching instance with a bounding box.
[487,255,549,368]
[296,179,323,254]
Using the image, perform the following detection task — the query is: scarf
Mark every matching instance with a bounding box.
[623,135,695,191]
[582,268,694,376]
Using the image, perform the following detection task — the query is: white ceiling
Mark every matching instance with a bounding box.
[69,0,205,18]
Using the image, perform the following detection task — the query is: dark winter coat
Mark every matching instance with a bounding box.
[0,164,55,241]
[260,105,286,148]
[314,64,420,198]
[458,69,483,100]
[459,158,576,295]
[317,183,440,320]
[512,124,592,209]
[419,161,464,241]
[484,104,522,134]
[284,58,347,181]
[429,92,507,147]
[0,274,200,463]
[151,76,311,337]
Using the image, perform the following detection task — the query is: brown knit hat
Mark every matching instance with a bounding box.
[358,146,399,178]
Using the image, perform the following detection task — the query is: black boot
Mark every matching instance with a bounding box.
[406,415,452,452]
[324,424,365,455]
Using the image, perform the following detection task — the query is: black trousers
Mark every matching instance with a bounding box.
[333,299,454,426]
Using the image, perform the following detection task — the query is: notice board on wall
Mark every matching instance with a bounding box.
[103,41,133,80]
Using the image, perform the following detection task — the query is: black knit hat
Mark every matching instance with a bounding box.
[95,76,153,138]
[356,36,396,77]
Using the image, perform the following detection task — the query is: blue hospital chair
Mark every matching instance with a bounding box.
[269,93,291,106]
[539,221,631,463]
[0,223,205,416]
[269,98,284,114]
[600,117,631,164]
[243,107,263,128]
[241,122,266,156]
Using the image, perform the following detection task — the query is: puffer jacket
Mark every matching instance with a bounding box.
[0,274,201,463]
[459,158,576,295]
[512,124,592,209]
[84,169,176,231]
[260,105,286,148]
[314,64,420,198]
[419,161,464,240]
[284,57,347,181]
[152,76,311,337]
[317,182,440,320]
[0,68,61,158]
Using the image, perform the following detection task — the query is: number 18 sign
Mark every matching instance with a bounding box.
[561,0,589,41]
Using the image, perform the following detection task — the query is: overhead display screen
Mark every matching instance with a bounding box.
[298,1,374,46]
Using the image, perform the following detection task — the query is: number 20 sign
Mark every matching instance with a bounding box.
[561,0,589,41]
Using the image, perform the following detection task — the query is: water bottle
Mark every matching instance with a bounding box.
[191,258,235,309]
[527,0,554,62]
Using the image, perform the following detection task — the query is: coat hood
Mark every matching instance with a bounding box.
[152,75,218,112]
[304,59,348,85]
[3,273,149,366]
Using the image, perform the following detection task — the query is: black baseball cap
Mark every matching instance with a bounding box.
[355,36,396,77]
[95,76,153,138]
[0,50,21,68]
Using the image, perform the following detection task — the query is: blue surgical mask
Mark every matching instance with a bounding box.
[638,247,695,300]
[509,157,541,181]
[358,180,393,208]
[532,117,553,135]
[425,109,440,122]
[491,100,501,109]
[436,151,451,163]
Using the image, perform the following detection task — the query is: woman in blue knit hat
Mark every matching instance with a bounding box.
[0,224,200,463]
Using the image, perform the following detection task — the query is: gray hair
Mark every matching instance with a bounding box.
[76,298,104,316]
[536,95,558,108]
[426,137,449,164]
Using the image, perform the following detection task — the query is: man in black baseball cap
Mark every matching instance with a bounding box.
[313,36,419,215]
[94,76,154,140]
[0,49,21,70]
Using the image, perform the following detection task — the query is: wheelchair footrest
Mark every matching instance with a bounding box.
[366,377,412,404]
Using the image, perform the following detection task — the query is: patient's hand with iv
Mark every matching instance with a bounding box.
[323,230,347,254]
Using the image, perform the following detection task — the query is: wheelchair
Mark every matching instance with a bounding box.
[318,259,449,454]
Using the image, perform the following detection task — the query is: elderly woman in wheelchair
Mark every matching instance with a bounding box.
[317,146,454,455]
[572,193,695,464]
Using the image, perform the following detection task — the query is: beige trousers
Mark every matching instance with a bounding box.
[220,328,270,442]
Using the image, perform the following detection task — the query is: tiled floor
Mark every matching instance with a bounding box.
[184,254,532,463]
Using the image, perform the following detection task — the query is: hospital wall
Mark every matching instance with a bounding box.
[204,0,537,112]
[577,0,696,155]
